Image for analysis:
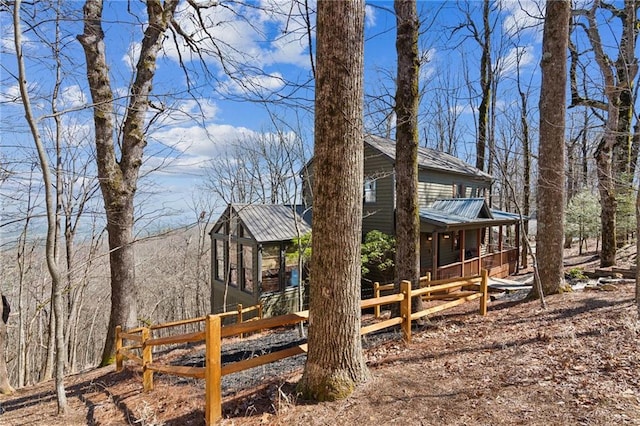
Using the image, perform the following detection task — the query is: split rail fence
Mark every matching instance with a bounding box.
[116,270,489,425]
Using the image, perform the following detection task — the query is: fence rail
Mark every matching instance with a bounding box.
[116,271,489,424]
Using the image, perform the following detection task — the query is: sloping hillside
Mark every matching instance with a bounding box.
[1,275,639,425]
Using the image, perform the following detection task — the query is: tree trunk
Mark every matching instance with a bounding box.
[596,136,617,267]
[636,184,640,317]
[13,0,66,411]
[78,0,179,365]
[476,0,491,172]
[533,0,570,297]
[0,296,14,395]
[394,0,422,313]
[297,0,370,401]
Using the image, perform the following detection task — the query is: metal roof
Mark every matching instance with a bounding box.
[420,198,521,229]
[213,204,311,243]
[365,135,494,182]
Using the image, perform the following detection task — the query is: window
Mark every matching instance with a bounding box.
[215,240,224,281]
[364,177,376,203]
[261,245,281,293]
[453,183,465,198]
[229,240,238,287]
[242,245,254,294]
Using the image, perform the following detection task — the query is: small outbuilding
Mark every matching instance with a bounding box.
[209,203,311,317]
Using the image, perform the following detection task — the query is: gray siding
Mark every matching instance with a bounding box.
[418,169,491,208]
[362,144,395,237]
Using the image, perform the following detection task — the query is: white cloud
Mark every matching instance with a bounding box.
[365,5,377,28]
[150,122,257,158]
[502,0,544,38]
[219,72,286,97]
[122,42,141,73]
[163,1,312,71]
[497,45,535,77]
[0,84,22,104]
[60,85,87,109]
[1,25,16,54]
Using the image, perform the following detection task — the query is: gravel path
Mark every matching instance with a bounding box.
[168,324,402,397]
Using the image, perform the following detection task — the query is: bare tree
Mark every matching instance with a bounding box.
[454,0,495,172]
[297,0,371,401]
[534,0,570,297]
[13,0,67,412]
[571,1,640,266]
[394,0,422,312]
[77,0,181,365]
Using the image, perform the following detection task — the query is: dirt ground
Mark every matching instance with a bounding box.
[2,248,640,425]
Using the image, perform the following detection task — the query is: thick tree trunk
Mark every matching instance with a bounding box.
[394,0,422,313]
[297,0,370,401]
[596,137,617,267]
[533,0,570,297]
[78,0,179,365]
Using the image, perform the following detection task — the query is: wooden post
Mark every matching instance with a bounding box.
[237,303,243,339]
[115,325,123,372]
[400,280,412,343]
[205,315,222,425]
[373,282,380,318]
[431,232,439,280]
[477,228,482,275]
[459,230,465,277]
[498,225,504,272]
[142,327,153,391]
[480,269,489,316]
[421,272,432,300]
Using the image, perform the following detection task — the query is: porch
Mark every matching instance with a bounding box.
[419,198,524,280]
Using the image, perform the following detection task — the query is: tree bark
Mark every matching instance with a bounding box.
[394,0,422,313]
[297,0,370,401]
[0,295,14,395]
[476,0,491,172]
[533,0,570,297]
[77,0,180,365]
[571,1,639,266]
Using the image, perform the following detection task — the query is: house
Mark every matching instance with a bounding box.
[209,204,311,317]
[210,135,524,316]
[302,134,522,279]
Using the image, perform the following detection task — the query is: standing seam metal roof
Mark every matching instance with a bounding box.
[419,198,521,228]
[228,204,311,243]
[365,134,494,181]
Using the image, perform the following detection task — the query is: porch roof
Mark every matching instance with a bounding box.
[419,198,522,231]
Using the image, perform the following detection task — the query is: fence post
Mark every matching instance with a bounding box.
[237,303,243,339]
[142,327,153,391]
[205,315,222,425]
[480,269,489,316]
[400,280,412,343]
[115,325,123,372]
[373,282,380,318]
[420,273,432,301]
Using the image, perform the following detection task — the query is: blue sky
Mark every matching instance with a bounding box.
[0,0,547,240]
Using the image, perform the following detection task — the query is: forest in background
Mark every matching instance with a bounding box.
[1,0,639,413]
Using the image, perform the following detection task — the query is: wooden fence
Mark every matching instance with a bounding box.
[116,271,489,424]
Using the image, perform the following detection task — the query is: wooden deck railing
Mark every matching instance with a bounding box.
[116,271,489,424]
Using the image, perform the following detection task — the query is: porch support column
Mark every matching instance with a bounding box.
[499,225,504,272]
[431,231,439,280]
[459,229,465,277]
[477,228,482,275]
[515,223,521,273]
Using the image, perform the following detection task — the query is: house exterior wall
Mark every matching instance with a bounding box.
[362,144,395,236]
[417,169,490,207]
